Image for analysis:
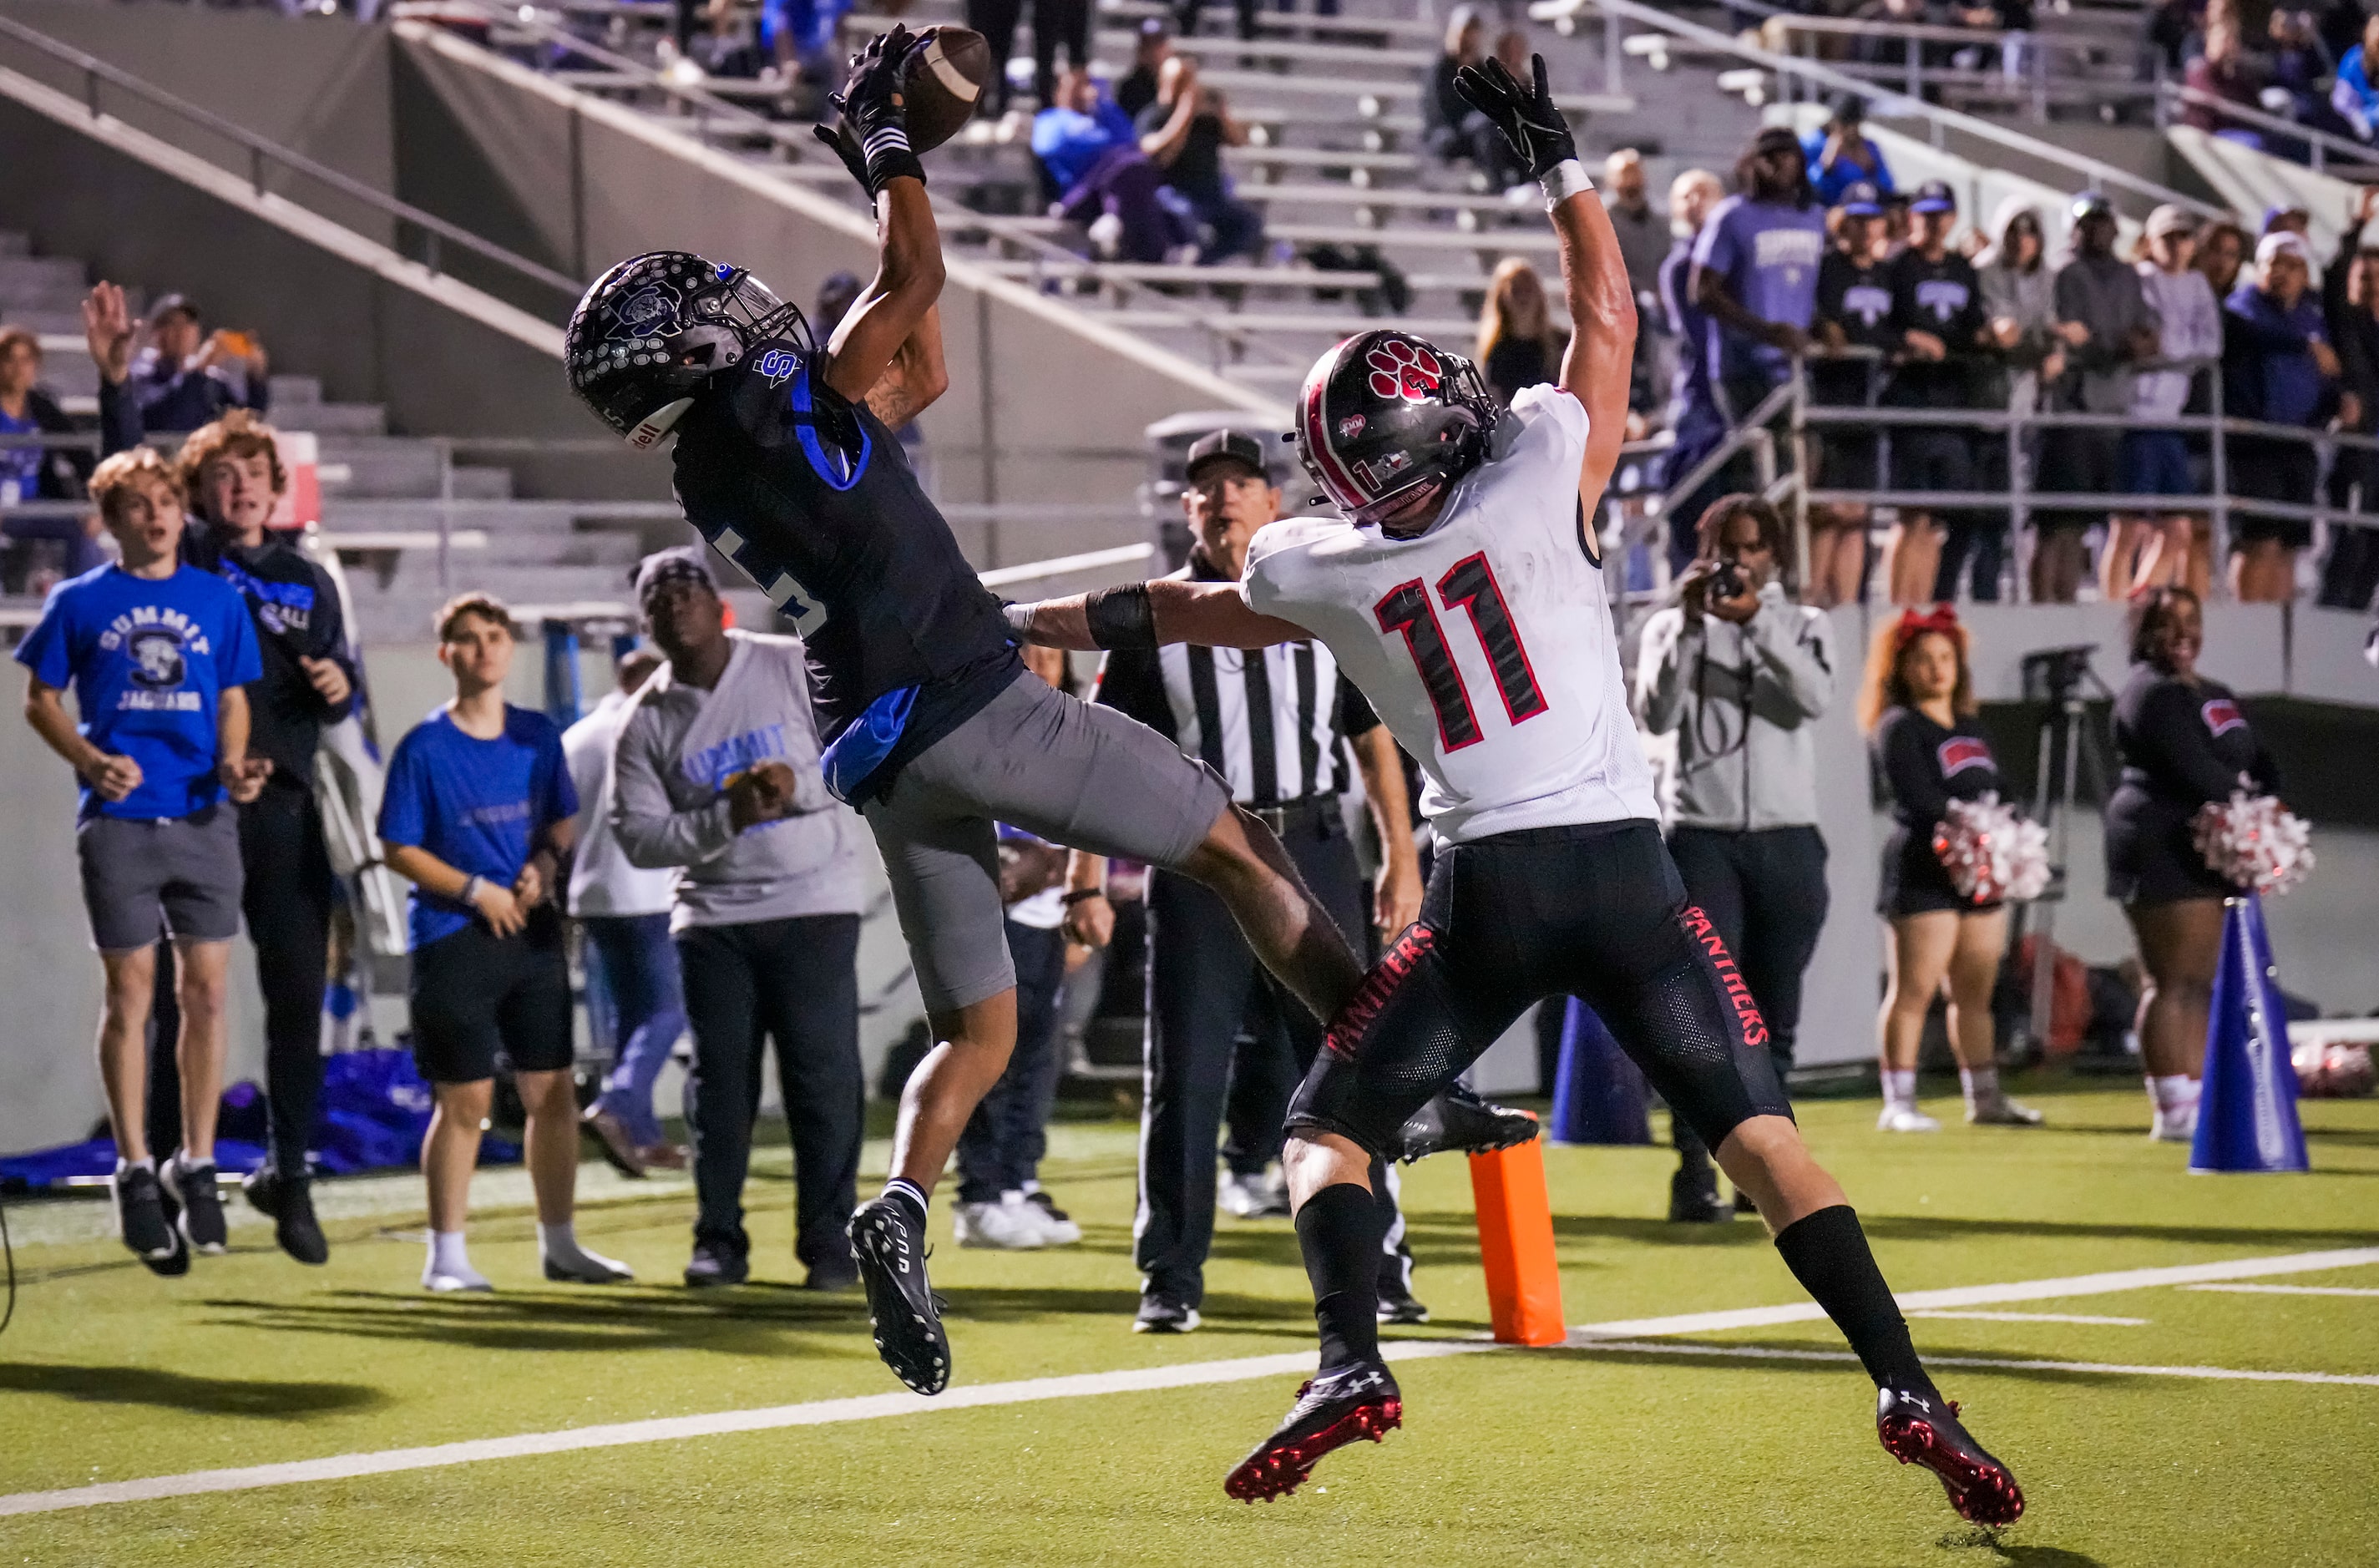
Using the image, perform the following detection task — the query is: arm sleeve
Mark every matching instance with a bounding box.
[1091,647,1176,739]
[2134,682,2255,802]
[1878,713,1951,822]
[305,563,357,724]
[1633,607,1698,734]
[610,706,736,869]
[376,733,426,848]
[1744,600,1835,719]
[1334,672,1380,739]
[96,379,144,459]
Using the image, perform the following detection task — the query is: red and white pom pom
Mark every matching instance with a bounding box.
[2292,1040,2376,1098]
[1931,793,2051,903]
[2190,791,2315,895]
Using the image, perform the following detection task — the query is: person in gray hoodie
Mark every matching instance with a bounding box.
[1632,494,1837,1222]
[612,548,869,1290]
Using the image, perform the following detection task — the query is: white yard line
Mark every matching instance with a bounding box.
[3,1244,2376,1520]
[2184,1283,2379,1298]
[1566,1340,2379,1388]
[1907,1311,2149,1326]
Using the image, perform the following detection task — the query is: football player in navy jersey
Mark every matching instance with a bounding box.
[563,27,1519,1399]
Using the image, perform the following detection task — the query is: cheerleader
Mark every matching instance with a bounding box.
[2107,587,2280,1141]
[1860,608,2043,1131]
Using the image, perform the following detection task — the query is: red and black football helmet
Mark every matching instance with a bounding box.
[1291,330,1500,526]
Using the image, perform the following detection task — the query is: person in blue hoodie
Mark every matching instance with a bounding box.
[2223,230,2341,601]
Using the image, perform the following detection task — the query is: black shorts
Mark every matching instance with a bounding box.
[2229,438,2317,549]
[2105,787,2237,905]
[407,909,575,1084]
[1287,819,1794,1157]
[1876,827,2002,919]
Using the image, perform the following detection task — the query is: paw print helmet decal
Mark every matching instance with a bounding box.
[1293,330,1499,528]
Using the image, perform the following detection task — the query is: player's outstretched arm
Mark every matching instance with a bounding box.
[820,28,949,413]
[1007,580,1307,651]
[1453,56,1636,503]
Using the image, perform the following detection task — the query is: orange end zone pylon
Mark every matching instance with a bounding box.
[1468,1126,1566,1346]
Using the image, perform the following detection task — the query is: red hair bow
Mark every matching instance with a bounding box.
[1892,603,1961,653]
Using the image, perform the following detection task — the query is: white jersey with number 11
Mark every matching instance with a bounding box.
[1241,382,1658,844]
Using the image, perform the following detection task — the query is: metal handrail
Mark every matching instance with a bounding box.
[0,13,582,302]
[1532,0,2223,220]
[2156,79,2379,176]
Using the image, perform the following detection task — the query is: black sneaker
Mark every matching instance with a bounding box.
[1224,1361,1402,1502]
[848,1196,951,1394]
[160,1155,227,1256]
[111,1163,189,1276]
[683,1240,750,1287]
[275,1176,330,1266]
[1396,1084,1538,1163]
[1133,1293,1202,1333]
[1876,1388,2026,1526]
[1668,1168,1728,1224]
[1375,1272,1430,1325]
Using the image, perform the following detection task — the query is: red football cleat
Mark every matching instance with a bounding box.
[1224,1362,1403,1503]
[1877,1387,2026,1526]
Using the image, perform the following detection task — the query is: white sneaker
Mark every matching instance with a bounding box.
[423,1265,494,1293]
[1217,1172,1267,1218]
[1967,1096,2046,1127]
[1877,1105,1942,1134]
[954,1197,1046,1249]
[1015,1189,1081,1246]
[2150,1106,2198,1143]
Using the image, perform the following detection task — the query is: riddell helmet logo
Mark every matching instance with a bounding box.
[1365,338,1443,402]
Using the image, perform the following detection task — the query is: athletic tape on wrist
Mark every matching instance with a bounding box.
[1540,158,1594,210]
[860,119,925,192]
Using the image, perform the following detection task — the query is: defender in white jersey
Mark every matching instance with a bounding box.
[1011,55,2022,1535]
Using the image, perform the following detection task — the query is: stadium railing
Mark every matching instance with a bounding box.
[2154,81,2379,177]
[1760,13,2161,124]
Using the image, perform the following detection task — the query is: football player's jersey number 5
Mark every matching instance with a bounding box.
[1374,552,1547,751]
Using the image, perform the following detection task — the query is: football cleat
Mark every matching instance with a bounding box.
[1966,1096,2046,1127]
[850,1197,952,1395]
[1224,1361,1403,1503]
[1876,1387,2025,1526]
[1397,1084,1537,1164]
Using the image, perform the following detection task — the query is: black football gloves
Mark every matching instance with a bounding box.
[1451,53,1577,182]
[815,24,929,197]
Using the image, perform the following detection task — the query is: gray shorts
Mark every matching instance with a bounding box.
[863,670,1229,1013]
[77,804,244,953]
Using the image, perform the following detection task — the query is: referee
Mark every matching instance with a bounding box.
[1065,429,1426,1335]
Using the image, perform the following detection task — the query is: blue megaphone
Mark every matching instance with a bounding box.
[2190,893,2309,1174]
[1549,998,1651,1146]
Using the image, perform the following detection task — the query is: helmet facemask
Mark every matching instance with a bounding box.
[567,254,813,448]
[1293,332,1500,529]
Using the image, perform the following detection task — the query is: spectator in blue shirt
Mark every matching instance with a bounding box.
[379,592,632,1294]
[84,286,269,440]
[1693,127,1830,422]
[1803,94,1896,209]
[0,324,101,594]
[2224,230,2341,601]
[1030,67,1138,197]
[16,446,266,1276]
[1033,67,1190,264]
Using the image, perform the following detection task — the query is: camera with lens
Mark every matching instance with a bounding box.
[1708,560,1749,602]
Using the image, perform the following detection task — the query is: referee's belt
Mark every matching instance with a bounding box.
[1240,797,1338,836]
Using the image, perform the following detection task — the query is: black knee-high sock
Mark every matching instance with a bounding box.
[1297,1181,1385,1372]
[1774,1205,1938,1401]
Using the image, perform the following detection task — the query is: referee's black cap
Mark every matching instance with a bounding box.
[1184,428,1270,484]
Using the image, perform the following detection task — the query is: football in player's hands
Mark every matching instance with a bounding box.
[826,26,990,164]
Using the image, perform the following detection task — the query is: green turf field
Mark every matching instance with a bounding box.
[1,1080,2374,1566]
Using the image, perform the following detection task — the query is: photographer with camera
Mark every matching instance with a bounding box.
[1634,495,1836,1221]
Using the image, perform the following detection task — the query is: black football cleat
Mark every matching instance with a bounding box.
[1396,1083,1538,1164]
[112,1162,189,1277]
[1667,1169,1728,1224]
[161,1155,227,1255]
[849,1197,952,1395]
[1877,1387,2025,1526]
[1224,1361,1402,1503]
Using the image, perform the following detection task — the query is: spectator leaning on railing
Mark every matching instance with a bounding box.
[2108,205,2223,601]
[2223,229,2341,602]
[1810,182,1895,608]
[1887,182,1997,608]
[17,447,264,1275]
[2041,194,2155,604]
[1694,128,1826,427]
[1135,54,1263,266]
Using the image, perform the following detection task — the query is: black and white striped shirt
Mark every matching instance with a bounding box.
[1094,561,1380,807]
